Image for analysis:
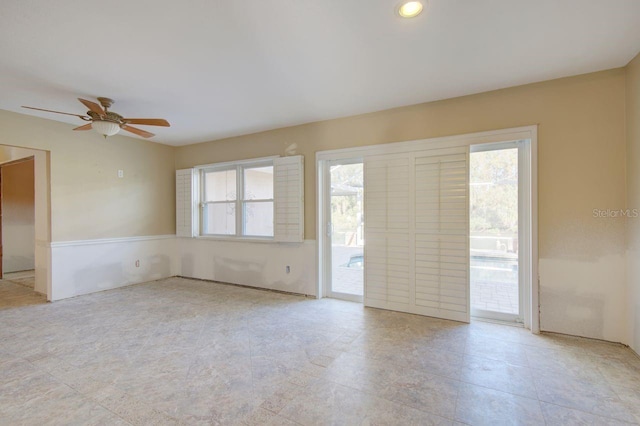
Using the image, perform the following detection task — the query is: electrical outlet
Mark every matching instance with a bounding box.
[135,260,140,268]
[286,265,290,274]
[118,170,124,178]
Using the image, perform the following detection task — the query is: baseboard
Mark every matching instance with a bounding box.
[176,275,314,298]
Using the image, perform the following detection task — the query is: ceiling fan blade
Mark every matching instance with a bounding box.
[22,106,89,119]
[73,123,92,131]
[121,124,155,138]
[122,118,170,127]
[78,98,106,116]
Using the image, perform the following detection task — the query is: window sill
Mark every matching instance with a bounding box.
[194,235,276,244]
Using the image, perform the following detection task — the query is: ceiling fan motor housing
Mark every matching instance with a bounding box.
[88,110,123,124]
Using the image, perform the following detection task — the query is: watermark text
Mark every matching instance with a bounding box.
[593,208,639,218]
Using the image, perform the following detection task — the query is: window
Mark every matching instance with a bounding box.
[243,165,274,236]
[201,160,274,238]
[177,155,304,242]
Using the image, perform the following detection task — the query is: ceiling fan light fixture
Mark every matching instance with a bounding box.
[92,120,120,137]
[397,1,424,18]
[22,97,169,139]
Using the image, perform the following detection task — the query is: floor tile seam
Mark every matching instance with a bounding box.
[257,391,296,418]
[541,403,551,426]
[461,351,532,369]
[189,317,211,354]
[31,352,79,374]
[608,381,640,404]
[525,349,601,366]
[0,366,58,392]
[404,362,464,383]
[593,349,640,366]
[538,400,639,426]
[455,374,535,400]
[527,363,608,385]
[160,355,199,398]
[22,355,74,382]
[92,393,160,426]
[597,373,640,393]
[262,409,305,426]
[458,375,541,403]
[531,378,636,423]
[128,317,167,363]
[275,407,310,426]
[596,358,640,371]
[456,382,546,425]
[321,374,458,421]
[100,379,185,418]
[467,334,535,350]
[58,372,112,397]
[377,397,455,423]
[75,387,134,425]
[349,351,463,383]
[247,314,258,403]
[22,370,100,410]
[452,375,463,424]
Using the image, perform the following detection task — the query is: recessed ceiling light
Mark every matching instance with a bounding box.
[397,1,424,18]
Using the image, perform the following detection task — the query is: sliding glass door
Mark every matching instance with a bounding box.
[470,142,525,323]
[324,159,364,302]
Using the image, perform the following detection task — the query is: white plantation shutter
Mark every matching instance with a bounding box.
[364,155,411,309]
[274,155,304,242]
[176,169,196,237]
[413,147,469,322]
[364,146,470,322]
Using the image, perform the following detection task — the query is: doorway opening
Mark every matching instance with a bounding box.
[1,156,36,289]
[470,141,529,324]
[0,144,51,301]
[321,159,364,302]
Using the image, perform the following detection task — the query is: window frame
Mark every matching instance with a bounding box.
[199,157,276,240]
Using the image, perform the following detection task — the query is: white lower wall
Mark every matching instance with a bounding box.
[628,249,640,354]
[50,235,178,301]
[539,254,628,344]
[177,238,317,297]
[47,235,316,301]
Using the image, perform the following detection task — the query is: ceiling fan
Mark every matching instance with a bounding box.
[22,97,170,138]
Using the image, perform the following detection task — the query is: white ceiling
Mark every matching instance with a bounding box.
[1,0,639,146]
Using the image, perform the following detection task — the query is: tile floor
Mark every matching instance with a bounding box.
[0,274,43,306]
[3,270,36,289]
[4,270,36,279]
[1,277,640,425]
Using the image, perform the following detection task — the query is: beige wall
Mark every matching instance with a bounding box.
[2,158,35,273]
[0,110,176,241]
[626,52,640,354]
[176,69,628,343]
